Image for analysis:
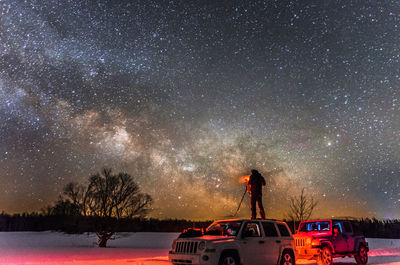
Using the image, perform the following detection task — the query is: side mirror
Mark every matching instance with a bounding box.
[333,228,339,237]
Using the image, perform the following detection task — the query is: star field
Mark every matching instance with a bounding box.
[1,0,400,220]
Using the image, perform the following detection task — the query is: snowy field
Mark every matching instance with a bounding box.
[0,232,399,265]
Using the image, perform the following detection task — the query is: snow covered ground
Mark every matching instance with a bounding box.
[0,232,399,265]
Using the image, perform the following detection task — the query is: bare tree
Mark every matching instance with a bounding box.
[53,168,152,247]
[287,188,318,231]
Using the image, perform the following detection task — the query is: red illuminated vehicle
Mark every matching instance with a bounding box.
[293,219,368,265]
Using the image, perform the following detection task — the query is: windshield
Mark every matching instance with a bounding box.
[205,221,242,236]
[299,221,331,232]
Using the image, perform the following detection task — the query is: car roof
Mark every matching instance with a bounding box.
[213,218,285,224]
[299,219,332,223]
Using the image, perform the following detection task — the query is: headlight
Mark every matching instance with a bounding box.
[306,238,312,245]
[172,240,177,251]
[198,241,206,251]
[311,239,321,247]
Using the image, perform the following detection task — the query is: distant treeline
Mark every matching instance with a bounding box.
[0,212,399,238]
[0,212,212,233]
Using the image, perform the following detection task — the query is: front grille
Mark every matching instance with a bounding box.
[295,238,305,247]
[175,241,198,254]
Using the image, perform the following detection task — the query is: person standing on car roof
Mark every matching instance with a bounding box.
[247,169,266,219]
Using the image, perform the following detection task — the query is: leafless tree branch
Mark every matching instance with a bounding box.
[51,168,152,247]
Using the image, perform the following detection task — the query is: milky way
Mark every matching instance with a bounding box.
[1,1,400,220]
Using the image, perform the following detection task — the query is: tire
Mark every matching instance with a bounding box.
[280,251,295,265]
[355,245,368,264]
[218,252,240,265]
[317,246,333,265]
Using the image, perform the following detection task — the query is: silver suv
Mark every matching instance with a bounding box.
[168,219,296,265]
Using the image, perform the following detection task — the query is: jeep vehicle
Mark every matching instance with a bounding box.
[168,219,296,265]
[293,219,368,265]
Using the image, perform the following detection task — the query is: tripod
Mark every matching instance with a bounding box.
[233,184,248,217]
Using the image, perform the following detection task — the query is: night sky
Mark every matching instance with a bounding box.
[1,0,400,220]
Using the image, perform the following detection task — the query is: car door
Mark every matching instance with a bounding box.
[343,221,355,252]
[239,221,265,265]
[261,221,281,264]
[332,221,347,253]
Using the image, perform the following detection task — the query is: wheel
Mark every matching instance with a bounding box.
[218,252,240,265]
[317,246,333,265]
[280,251,295,265]
[355,245,368,264]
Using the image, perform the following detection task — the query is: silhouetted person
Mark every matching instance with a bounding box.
[247,169,266,219]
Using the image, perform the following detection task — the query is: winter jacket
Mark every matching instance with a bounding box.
[248,172,266,196]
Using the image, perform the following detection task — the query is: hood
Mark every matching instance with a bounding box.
[178,235,236,243]
[202,235,236,242]
[294,231,331,238]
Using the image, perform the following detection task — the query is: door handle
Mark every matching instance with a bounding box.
[259,241,265,244]
[276,240,281,243]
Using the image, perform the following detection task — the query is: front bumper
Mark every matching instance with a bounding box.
[295,247,321,260]
[168,251,218,265]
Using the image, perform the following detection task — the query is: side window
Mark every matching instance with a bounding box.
[277,223,291,237]
[243,222,261,237]
[352,223,362,235]
[343,222,353,233]
[262,222,279,237]
[333,222,343,233]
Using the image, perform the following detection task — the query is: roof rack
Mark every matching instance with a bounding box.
[216,218,278,222]
[256,218,277,221]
